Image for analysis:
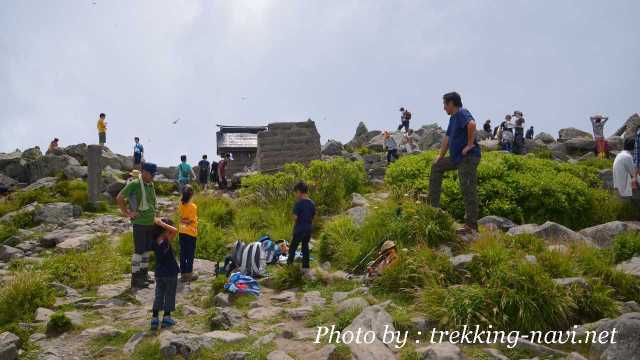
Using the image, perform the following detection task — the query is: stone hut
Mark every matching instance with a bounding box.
[216,125,267,176]
[256,120,321,172]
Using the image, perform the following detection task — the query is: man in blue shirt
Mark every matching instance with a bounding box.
[428,92,481,233]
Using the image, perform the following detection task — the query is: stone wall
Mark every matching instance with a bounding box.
[257,120,321,172]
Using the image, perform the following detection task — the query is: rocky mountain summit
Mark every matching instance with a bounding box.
[1,116,640,360]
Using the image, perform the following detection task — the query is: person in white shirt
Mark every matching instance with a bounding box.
[613,138,637,198]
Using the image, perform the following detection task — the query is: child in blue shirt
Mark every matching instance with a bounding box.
[287,181,316,271]
[149,218,179,330]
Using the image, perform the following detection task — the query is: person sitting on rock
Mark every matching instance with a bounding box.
[149,217,179,331]
[47,138,60,154]
[367,241,399,278]
[613,137,637,200]
[383,131,399,163]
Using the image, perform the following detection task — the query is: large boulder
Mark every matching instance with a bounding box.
[33,202,81,224]
[363,154,387,179]
[617,256,640,278]
[26,154,80,182]
[478,215,516,232]
[0,151,28,182]
[347,122,381,149]
[415,124,446,150]
[590,312,640,360]
[0,245,23,262]
[607,135,623,152]
[598,169,613,190]
[21,147,43,161]
[62,143,88,164]
[507,221,593,245]
[613,113,640,138]
[534,132,556,144]
[321,140,344,156]
[558,127,593,140]
[564,138,596,155]
[63,165,88,179]
[549,142,570,161]
[0,331,20,360]
[579,221,640,248]
[343,303,397,360]
[0,174,19,192]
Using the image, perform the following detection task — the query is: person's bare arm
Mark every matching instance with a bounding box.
[436,136,449,161]
[462,120,477,155]
[154,217,177,239]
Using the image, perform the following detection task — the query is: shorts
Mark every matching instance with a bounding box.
[198,174,209,185]
[99,132,106,144]
[132,224,155,254]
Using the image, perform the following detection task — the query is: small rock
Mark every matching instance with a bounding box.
[210,307,244,330]
[286,306,314,320]
[271,291,296,303]
[351,193,368,207]
[224,352,249,360]
[123,332,146,354]
[579,221,640,248]
[214,292,230,307]
[336,297,369,314]
[253,333,276,347]
[80,325,123,338]
[622,301,640,314]
[34,307,54,322]
[267,350,294,360]
[478,215,516,232]
[421,342,463,360]
[566,352,589,360]
[553,277,590,289]
[508,221,593,245]
[617,256,640,278]
[301,291,326,307]
[332,287,368,304]
[346,206,368,226]
[0,245,22,262]
[450,254,476,270]
[202,331,247,343]
[96,280,129,298]
[247,307,282,321]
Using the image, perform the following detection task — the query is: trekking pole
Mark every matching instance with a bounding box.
[350,239,386,274]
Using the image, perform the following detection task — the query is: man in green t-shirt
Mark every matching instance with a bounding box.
[117,162,158,289]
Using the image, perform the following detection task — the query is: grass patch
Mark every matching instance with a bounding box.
[0,271,55,326]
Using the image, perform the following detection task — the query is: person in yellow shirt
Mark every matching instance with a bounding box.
[178,185,198,282]
[97,113,107,145]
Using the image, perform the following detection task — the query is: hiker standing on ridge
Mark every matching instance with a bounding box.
[97,113,107,146]
[177,155,196,193]
[483,120,492,137]
[591,114,609,159]
[47,138,60,154]
[513,111,525,154]
[526,126,534,140]
[117,162,158,289]
[428,92,481,234]
[133,137,144,170]
[197,155,211,191]
[217,154,230,189]
[398,107,411,132]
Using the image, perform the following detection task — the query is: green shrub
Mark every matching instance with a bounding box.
[46,312,73,335]
[0,223,18,244]
[0,271,55,326]
[385,151,622,229]
[612,231,640,263]
[42,238,128,289]
[195,195,234,227]
[574,245,640,302]
[271,265,305,291]
[318,216,361,270]
[373,247,455,299]
[569,280,618,323]
[241,157,367,215]
[155,182,177,196]
[197,223,229,262]
[537,250,577,278]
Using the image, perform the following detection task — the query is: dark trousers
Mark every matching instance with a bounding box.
[132,224,154,274]
[153,276,177,313]
[398,120,410,132]
[288,230,311,269]
[179,233,196,274]
[387,149,399,163]
[427,155,480,229]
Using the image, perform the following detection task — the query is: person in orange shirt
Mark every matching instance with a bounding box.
[178,185,198,282]
[97,113,107,145]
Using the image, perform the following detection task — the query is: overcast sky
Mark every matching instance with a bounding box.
[2,0,639,166]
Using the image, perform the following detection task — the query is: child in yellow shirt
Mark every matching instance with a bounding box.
[178,185,198,282]
[97,113,107,145]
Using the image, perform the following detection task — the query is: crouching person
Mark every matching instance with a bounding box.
[117,162,158,289]
[367,241,399,279]
[150,217,179,330]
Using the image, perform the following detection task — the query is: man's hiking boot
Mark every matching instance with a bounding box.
[141,271,154,285]
[131,272,149,289]
[181,272,199,282]
[150,317,160,331]
[161,316,176,328]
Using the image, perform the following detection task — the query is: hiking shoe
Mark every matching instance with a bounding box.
[150,317,160,331]
[161,316,176,328]
[131,272,149,289]
[142,271,155,285]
